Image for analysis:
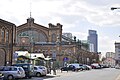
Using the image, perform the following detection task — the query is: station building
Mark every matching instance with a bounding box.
[0,17,99,67]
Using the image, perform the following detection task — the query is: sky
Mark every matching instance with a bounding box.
[0,0,120,56]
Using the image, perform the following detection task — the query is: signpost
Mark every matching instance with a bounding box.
[63,57,69,61]
[52,52,56,61]
[63,57,69,67]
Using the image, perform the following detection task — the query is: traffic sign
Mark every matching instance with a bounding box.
[63,57,69,61]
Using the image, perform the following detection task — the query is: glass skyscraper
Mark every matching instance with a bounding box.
[88,30,98,53]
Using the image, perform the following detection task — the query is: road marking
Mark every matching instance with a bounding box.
[116,74,120,80]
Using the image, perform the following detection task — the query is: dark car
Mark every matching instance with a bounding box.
[12,63,34,78]
[61,65,76,71]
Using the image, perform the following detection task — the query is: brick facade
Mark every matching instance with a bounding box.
[0,19,16,66]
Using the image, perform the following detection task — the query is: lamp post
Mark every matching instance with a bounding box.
[52,51,56,75]
[111,7,120,10]
[111,7,120,67]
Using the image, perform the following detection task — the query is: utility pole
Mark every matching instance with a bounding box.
[52,51,56,75]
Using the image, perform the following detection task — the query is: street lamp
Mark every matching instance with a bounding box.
[111,7,120,67]
[111,7,120,10]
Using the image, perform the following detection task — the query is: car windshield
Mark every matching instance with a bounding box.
[38,66,45,69]
[18,67,23,72]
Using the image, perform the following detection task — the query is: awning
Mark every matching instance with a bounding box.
[14,51,30,58]
[30,53,45,59]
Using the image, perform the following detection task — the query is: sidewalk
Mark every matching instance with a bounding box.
[47,69,74,77]
[115,74,120,80]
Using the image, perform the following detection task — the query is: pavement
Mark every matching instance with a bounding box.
[115,74,120,80]
[47,69,120,80]
[47,69,74,77]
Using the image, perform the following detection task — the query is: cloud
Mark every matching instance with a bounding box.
[72,32,88,40]
[0,0,120,56]
[99,36,115,55]
[1,0,120,27]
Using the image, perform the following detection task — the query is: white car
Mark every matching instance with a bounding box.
[33,66,47,77]
[0,66,25,80]
[115,65,120,69]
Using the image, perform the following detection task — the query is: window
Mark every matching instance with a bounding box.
[17,30,47,43]
[34,67,37,70]
[1,29,4,41]
[6,31,9,42]
[13,68,17,71]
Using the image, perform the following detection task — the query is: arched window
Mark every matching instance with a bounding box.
[17,30,47,43]
[6,30,9,42]
[1,29,4,42]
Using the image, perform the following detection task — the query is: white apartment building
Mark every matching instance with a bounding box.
[104,52,115,67]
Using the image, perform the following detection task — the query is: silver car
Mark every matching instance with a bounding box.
[0,72,4,80]
[0,66,25,80]
[33,66,47,77]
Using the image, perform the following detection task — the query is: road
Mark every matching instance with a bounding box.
[20,68,120,80]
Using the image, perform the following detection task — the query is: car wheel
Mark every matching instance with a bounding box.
[7,75,14,80]
[80,68,83,71]
[72,69,75,71]
[36,72,41,77]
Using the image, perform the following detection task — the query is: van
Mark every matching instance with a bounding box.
[12,63,34,78]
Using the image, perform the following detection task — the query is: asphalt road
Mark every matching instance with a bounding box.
[46,68,120,80]
[20,68,120,80]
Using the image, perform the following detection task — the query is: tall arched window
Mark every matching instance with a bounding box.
[6,30,9,42]
[1,29,4,42]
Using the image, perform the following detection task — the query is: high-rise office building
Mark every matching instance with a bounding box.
[87,30,98,52]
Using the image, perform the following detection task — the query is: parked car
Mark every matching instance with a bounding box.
[0,66,25,80]
[12,63,34,78]
[79,64,86,70]
[61,65,76,71]
[100,64,110,68]
[115,65,120,69]
[82,64,92,70]
[61,63,83,71]
[33,66,47,77]
[70,63,83,71]
[91,63,101,69]
[0,72,4,80]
